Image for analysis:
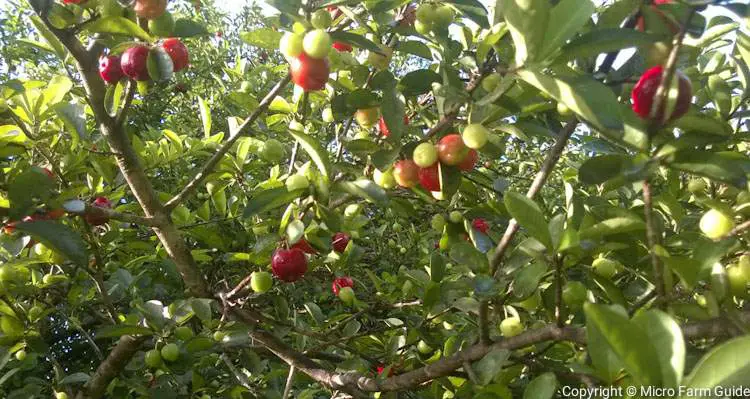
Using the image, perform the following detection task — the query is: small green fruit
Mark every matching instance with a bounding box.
[431,214,446,231]
[160,343,179,362]
[699,209,735,240]
[374,168,397,189]
[462,124,489,150]
[55,392,69,399]
[280,32,304,59]
[449,211,463,224]
[310,9,332,29]
[499,317,523,337]
[688,178,707,194]
[145,349,162,368]
[213,331,226,342]
[322,108,334,122]
[592,256,618,279]
[303,29,332,59]
[250,271,273,293]
[726,265,749,298]
[413,142,438,167]
[260,139,285,163]
[338,286,355,305]
[14,350,26,361]
[174,326,194,341]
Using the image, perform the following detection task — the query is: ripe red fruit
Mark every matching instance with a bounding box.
[134,0,167,19]
[85,197,112,226]
[378,115,409,137]
[331,276,354,296]
[2,222,17,235]
[63,0,84,3]
[290,53,330,92]
[332,232,351,253]
[290,239,317,255]
[99,55,124,84]
[418,164,440,192]
[271,248,308,282]
[437,134,469,166]
[472,218,489,234]
[458,149,478,171]
[161,38,189,72]
[332,42,353,52]
[121,46,151,81]
[393,160,419,188]
[376,365,395,377]
[632,66,692,122]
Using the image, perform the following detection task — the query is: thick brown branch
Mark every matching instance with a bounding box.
[163,75,292,210]
[75,336,145,399]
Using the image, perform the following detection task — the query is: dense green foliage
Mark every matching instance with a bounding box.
[1,0,750,398]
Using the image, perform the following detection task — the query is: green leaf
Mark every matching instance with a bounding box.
[632,310,685,388]
[53,103,86,140]
[329,31,382,53]
[523,372,557,399]
[517,68,623,134]
[586,308,623,383]
[682,335,750,396]
[29,16,67,58]
[439,164,462,199]
[500,0,550,64]
[398,70,442,97]
[584,303,662,385]
[304,302,325,326]
[198,96,211,138]
[16,221,88,267]
[289,129,331,180]
[173,18,209,37]
[83,17,153,42]
[473,349,510,386]
[539,0,595,60]
[7,167,53,218]
[333,180,388,205]
[380,76,406,141]
[59,372,90,385]
[667,149,748,189]
[561,29,665,61]
[449,241,489,273]
[578,217,645,241]
[396,40,432,59]
[504,192,551,249]
[578,154,631,185]
[239,28,283,50]
[512,261,548,300]
[452,0,489,29]
[95,325,153,338]
[147,47,174,82]
[243,188,305,218]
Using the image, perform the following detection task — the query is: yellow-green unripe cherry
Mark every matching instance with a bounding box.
[14,350,26,361]
[174,326,194,341]
[279,32,304,59]
[699,209,735,240]
[374,168,397,189]
[338,286,355,305]
[213,331,226,342]
[688,178,707,194]
[160,343,179,362]
[413,142,438,167]
[145,349,162,368]
[310,9,332,29]
[499,317,523,337]
[303,29,332,59]
[431,214,446,231]
[449,211,463,224]
[250,271,273,293]
[592,256,618,279]
[462,124,489,150]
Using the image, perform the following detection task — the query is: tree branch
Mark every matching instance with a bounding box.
[75,336,145,399]
[163,74,291,211]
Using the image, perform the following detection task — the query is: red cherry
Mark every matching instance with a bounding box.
[85,197,112,226]
[41,167,55,179]
[290,53,330,92]
[331,276,354,296]
[418,163,440,192]
[99,55,124,84]
[472,218,489,234]
[161,38,189,72]
[631,65,692,122]
[45,209,66,220]
[290,239,317,255]
[378,115,409,137]
[2,222,17,235]
[332,41,353,52]
[437,134,469,166]
[332,232,351,253]
[63,0,84,3]
[393,160,419,188]
[215,31,223,38]
[458,149,478,171]
[271,248,308,282]
[376,365,395,377]
[121,46,151,81]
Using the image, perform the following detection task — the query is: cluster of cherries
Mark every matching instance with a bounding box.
[270,231,352,283]
[98,38,189,84]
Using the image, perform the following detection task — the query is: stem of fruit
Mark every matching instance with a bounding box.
[478,119,578,343]
[642,179,667,302]
[164,74,292,210]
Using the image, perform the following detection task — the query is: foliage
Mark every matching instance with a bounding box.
[0,0,750,398]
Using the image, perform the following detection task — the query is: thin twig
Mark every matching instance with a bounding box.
[282,366,296,399]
